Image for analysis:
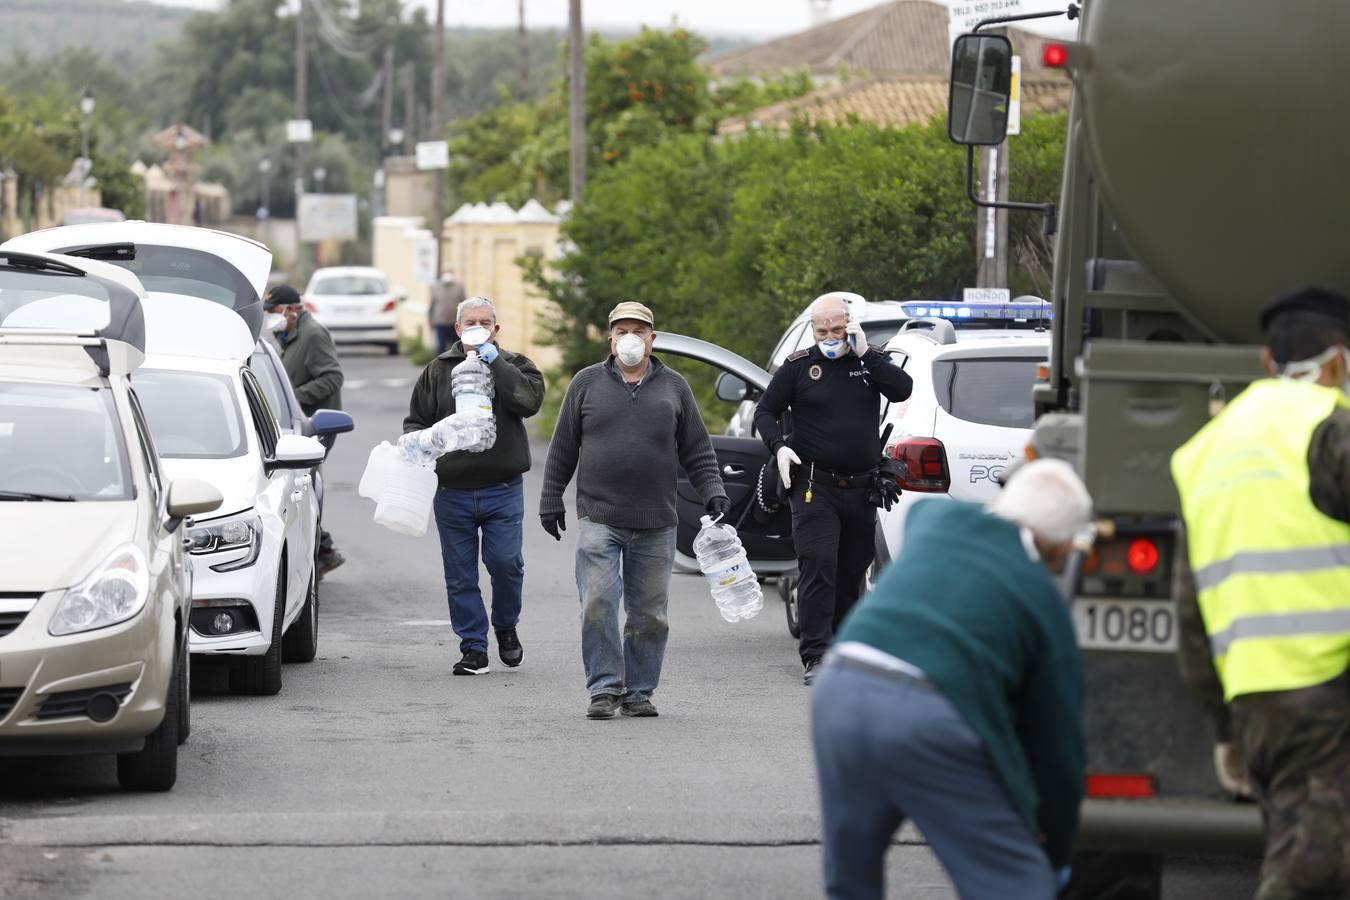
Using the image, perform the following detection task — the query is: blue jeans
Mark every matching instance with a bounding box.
[575,517,676,703]
[432,478,525,654]
[434,324,457,356]
[811,657,1056,900]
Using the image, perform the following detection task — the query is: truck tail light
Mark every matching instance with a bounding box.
[1086,773,1156,799]
[1043,42,1069,68]
[889,438,951,493]
[1127,539,1160,575]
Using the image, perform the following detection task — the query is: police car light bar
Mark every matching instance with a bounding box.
[900,300,1053,323]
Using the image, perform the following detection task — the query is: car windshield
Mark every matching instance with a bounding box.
[132,370,247,459]
[931,356,1040,429]
[0,383,131,500]
[0,268,113,332]
[312,275,385,295]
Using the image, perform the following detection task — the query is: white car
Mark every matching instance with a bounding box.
[134,297,328,695]
[725,293,913,437]
[872,301,1052,577]
[303,266,404,354]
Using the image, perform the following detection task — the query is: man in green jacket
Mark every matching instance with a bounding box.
[265,284,345,575]
[404,296,545,676]
[811,459,1091,900]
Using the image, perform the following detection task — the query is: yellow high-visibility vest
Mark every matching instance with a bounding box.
[1172,378,1350,700]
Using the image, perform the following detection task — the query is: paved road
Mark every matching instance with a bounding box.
[1,349,1257,898]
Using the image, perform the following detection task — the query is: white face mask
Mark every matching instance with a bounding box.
[460,325,491,348]
[266,312,288,333]
[615,333,647,367]
[1281,345,1350,394]
[817,338,848,360]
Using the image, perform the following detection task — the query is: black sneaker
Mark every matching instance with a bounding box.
[620,700,658,718]
[453,650,490,676]
[587,693,621,719]
[495,628,524,668]
[803,658,822,686]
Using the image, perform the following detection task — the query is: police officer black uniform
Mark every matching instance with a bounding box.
[754,299,912,684]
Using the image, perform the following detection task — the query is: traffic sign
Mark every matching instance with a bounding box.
[298,194,358,243]
[412,234,438,284]
[286,119,312,144]
[963,287,1012,303]
[416,141,449,171]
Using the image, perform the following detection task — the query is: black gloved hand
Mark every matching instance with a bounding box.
[541,512,567,541]
[706,496,731,520]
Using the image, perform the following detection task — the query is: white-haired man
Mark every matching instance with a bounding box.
[404,296,546,676]
[754,293,913,684]
[811,459,1091,900]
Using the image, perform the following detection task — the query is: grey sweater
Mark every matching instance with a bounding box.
[540,357,727,530]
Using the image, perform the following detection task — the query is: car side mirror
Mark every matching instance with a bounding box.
[311,409,354,437]
[715,372,749,403]
[947,33,1013,146]
[268,434,327,471]
[166,478,224,531]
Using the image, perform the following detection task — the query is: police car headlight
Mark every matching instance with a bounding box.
[49,545,149,636]
[187,511,263,572]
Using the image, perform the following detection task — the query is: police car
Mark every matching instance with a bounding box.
[871,299,1051,581]
[725,293,913,438]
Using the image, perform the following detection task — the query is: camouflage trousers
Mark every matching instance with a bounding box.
[1232,674,1350,900]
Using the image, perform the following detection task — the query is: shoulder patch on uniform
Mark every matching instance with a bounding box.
[785,349,811,362]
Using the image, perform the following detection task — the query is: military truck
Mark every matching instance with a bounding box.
[946,0,1349,893]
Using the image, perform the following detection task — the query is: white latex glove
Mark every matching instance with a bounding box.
[1214,742,1253,797]
[776,446,801,489]
[845,319,867,356]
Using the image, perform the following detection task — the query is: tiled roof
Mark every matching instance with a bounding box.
[716,75,1071,137]
[707,0,1053,78]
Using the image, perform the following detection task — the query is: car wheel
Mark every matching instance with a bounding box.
[177,626,191,744]
[229,564,285,696]
[386,342,399,356]
[116,643,181,792]
[780,576,801,639]
[282,568,319,663]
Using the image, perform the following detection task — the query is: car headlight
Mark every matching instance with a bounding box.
[187,512,263,573]
[49,545,150,636]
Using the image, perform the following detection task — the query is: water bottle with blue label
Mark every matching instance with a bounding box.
[693,515,763,622]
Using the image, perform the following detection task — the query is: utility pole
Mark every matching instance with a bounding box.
[403,61,415,154]
[381,45,394,153]
[517,0,529,99]
[568,0,585,203]
[295,0,309,282]
[431,0,446,277]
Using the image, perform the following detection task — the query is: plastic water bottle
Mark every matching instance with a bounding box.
[693,515,763,622]
[452,350,496,452]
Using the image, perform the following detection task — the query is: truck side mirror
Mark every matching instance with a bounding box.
[948,33,1013,146]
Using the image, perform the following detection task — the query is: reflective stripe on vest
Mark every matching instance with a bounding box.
[1172,378,1350,700]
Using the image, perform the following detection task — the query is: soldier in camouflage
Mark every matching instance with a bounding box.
[1174,287,1350,900]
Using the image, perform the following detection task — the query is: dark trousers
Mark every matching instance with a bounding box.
[432,478,525,655]
[790,478,877,663]
[1232,674,1350,900]
[812,657,1055,899]
[433,324,457,356]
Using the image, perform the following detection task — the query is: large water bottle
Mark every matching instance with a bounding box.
[693,515,763,622]
[396,413,481,465]
[452,350,496,452]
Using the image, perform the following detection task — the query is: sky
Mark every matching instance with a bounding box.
[135,0,961,38]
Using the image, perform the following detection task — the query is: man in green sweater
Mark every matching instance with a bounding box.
[811,459,1091,900]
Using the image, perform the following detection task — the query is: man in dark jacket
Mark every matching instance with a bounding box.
[266,284,345,575]
[404,296,546,676]
[811,459,1091,900]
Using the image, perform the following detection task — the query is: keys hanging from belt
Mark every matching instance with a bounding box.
[805,462,815,504]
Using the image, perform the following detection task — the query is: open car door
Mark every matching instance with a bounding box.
[1,223,272,340]
[652,333,796,577]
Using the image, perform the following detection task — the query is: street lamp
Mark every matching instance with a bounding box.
[257,156,273,221]
[313,166,327,193]
[79,88,95,207]
[387,127,404,151]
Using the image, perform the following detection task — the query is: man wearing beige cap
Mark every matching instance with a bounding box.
[541,301,729,719]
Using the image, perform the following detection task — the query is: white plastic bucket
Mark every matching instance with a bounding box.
[358,441,399,501]
[373,457,437,536]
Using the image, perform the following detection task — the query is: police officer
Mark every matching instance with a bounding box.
[1172,286,1350,899]
[754,294,913,684]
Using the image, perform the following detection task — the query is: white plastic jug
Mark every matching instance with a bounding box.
[373,457,438,536]
[358,441,399,500]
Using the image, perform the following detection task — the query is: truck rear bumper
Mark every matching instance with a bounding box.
[1078,798,1264,856]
